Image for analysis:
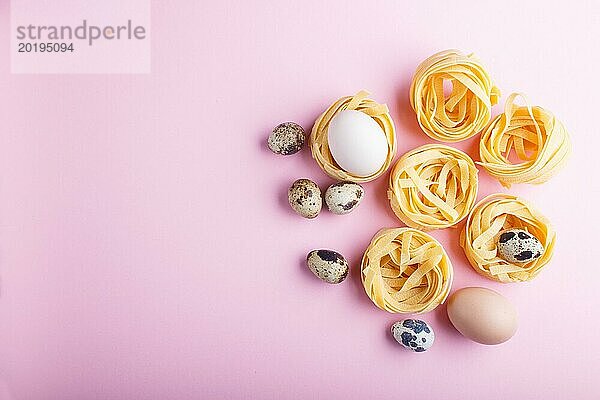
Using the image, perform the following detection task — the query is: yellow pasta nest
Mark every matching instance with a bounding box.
[460,193,555,283]
[478,93,572,188]
[361,228,453,313]
[410,49,500,142]
[388,144,478,230]
[310,90,396,183]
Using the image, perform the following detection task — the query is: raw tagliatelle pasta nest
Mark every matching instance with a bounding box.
[460,193,556,283]
[478,93,572,188]
[410,49,500,142]
[310,90,396,183]
[361,228,453,313]
[388,144,478,230]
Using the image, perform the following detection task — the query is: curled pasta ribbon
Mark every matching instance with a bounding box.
[310,90,396,183]
[388,144,478,230]
[478,93,572,188]
[361,228,453,313]
[460,193,555,283]
[410,49,500,142]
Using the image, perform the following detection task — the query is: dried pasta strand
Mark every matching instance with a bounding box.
[410,49,500,142]
[478,93,572,188]
[460,193,555,283]
[388,144,478,230]
[310,90,396,183]
[361,227,453,313]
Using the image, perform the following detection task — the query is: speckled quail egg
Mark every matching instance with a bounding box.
[268,122,305,155]
[288,179,322,219]
[496,229,544,263]
[324,181,364,215]
[306,249,349,284]
[391,319,435,352]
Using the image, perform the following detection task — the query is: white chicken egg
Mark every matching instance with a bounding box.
[327,110,388,177]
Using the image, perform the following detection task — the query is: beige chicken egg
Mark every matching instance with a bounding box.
[447,287,518,345]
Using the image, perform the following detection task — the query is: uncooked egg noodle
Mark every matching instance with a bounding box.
[310,90,396,183]
[361,228,453,313]
[478,93,571,188]
[388,144,478,230]
[410,49,500,142]
[460,193,555,283]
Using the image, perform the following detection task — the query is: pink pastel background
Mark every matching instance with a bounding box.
[1,1,599,399]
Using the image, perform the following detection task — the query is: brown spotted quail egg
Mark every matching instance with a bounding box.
[268,122,305,155]
[324,181,364,215]
[306,249,349,283]
[288,179,322,219]
[496,229,544,263]
[391,319,435,352]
